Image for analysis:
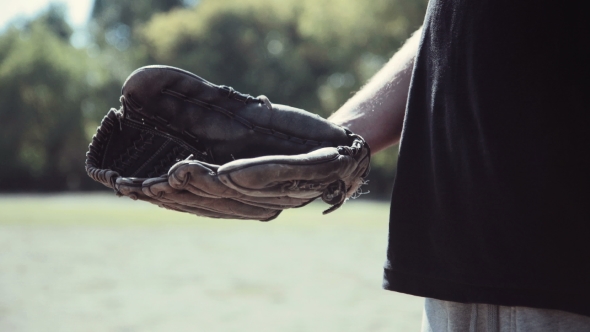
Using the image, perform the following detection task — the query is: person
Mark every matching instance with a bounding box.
[327,0,589,330]
[117,0,589,329]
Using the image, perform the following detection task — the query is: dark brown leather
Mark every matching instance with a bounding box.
[121,65,349,165]
[85,65,369,221]
[216,135,370,214]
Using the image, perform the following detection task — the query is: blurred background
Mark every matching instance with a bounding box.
[0,0,427,330]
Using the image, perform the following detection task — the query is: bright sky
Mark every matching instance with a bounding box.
[0,0,93,30]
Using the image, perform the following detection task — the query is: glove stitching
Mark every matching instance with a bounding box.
[121,93,142,112]
[160,89,324,147]
[122,93,211,160]
[218,85,258,104]
[123,120,207,160]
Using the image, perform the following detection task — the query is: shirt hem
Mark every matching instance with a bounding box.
[383,268,590,317]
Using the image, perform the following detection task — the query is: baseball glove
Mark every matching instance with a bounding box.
[86,65,370,221]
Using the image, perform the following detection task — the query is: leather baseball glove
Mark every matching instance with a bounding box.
[86,65,370,221]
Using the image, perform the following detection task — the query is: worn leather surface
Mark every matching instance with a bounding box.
[121,65,349,165]
[86,65,369,221]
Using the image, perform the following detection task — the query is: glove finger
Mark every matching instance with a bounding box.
[116,177,164,204]
[230,196,313,209]
[168,161,242,198]
[157,203,278,221]
[217,148,357,198]
[168,161,311,208]
[120,176,280,221]
[165,192,281,221]
[142,177,281,220]
[142,176,182,199]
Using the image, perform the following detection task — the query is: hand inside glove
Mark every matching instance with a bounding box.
[86,65,370,221]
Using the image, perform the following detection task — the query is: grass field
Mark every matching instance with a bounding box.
[0,194,423,332]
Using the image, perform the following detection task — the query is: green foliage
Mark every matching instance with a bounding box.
[88,0,188,56]
[91,0,185,30]
[0,9,114,190]
[0,28,81,188]
[0,0,427,195]
[32,4,74,41]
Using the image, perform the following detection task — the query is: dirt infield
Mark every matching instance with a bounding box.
[0,194,422,331]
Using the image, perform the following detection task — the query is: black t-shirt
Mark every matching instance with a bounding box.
[384,0,589,316]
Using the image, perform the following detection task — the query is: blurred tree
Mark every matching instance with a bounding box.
[32,4,73,41]
[88,0,188,64]
[0,8,109,191]
[81,0,194,117]
[140,0,426,114]
[91,0,185,30]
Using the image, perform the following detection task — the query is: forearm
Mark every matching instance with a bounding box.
[329,28,422,153]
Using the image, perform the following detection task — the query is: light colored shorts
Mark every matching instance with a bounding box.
[421,298,590,332]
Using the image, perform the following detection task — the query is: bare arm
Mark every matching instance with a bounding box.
[328,28,422,153]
